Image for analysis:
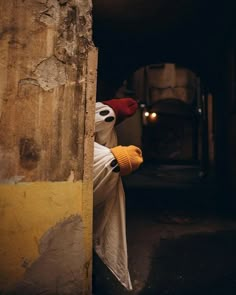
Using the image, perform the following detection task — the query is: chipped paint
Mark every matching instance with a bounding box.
[0,1,97,294]
[0,0,96,181]
[0,176,25,184]
[0,181,92,294]
[39,0,60,26]
[11,215,85,295]
[33,56,67,91]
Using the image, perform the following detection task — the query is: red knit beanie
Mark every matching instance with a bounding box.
[102,98,138,125]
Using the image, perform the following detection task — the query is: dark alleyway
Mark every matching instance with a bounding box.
[92,0,236,293]
[93,167,236,295]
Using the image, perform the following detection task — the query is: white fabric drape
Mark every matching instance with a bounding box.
[93,102,132,290]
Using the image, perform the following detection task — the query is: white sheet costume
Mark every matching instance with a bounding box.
[93,101,142,290]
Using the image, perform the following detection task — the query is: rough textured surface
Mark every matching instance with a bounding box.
[11,215,85,295]
[0,0,96,182]
[34,56,67,91]
[0,182,89,292]
[0,0,97,294]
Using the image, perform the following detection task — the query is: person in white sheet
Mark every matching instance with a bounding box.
[93,98,143,290]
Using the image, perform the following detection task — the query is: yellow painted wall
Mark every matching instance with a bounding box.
[0,181,93,293]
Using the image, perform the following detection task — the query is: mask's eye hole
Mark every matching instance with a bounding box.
[105,116,115,122]
[99,110,110,116]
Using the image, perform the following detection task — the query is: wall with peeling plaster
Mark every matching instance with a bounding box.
[0,182,86,293]
[0,0,97,294]
[0,0,95,181]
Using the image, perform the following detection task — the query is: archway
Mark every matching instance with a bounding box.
[114,63,214,183]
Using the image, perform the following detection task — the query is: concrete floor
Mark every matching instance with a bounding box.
[93,165,236,295]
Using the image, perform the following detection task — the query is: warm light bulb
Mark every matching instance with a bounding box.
[144,111,149,117]
[150,112,157,118]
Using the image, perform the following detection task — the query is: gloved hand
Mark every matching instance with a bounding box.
[110,145,143,176]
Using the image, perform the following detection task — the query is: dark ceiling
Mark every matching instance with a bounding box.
[92,0,235,97]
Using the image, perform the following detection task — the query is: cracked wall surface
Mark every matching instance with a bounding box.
[0,0,96,182]
[0,0,97,294]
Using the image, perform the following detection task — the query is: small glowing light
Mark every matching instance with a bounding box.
[144,111,150,117]
[198,108,202,114]
[150,112,157,118]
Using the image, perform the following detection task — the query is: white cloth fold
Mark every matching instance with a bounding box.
[93,103,132,290]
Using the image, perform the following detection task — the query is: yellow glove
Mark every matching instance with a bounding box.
[110,145,143,176]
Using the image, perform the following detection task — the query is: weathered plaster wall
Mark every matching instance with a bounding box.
[0,180,95,295]
[0,0,97,294]
[0,0,95,181]
[0,182,84,292]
